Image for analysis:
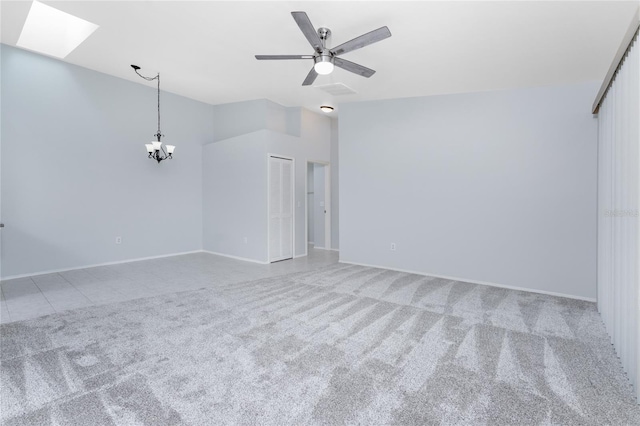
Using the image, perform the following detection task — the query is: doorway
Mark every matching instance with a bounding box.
[306,161,331,251]
[268,155,294,263]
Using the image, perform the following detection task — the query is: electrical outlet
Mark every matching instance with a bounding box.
[115,236,122,244]
[390,243,396,251]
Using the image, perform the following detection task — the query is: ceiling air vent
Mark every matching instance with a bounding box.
[314,83,357,96]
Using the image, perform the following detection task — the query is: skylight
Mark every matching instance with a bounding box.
[16,1,99,58]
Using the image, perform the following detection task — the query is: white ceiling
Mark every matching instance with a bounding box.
[2,1,638,114]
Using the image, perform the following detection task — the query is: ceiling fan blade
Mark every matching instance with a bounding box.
[333,57,375,78]
[302,67,318,86]
[331,26,391,56]
[255,55,314,60]
[291,11,324,53]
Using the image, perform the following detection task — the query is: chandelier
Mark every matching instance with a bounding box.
[131,65,175,163]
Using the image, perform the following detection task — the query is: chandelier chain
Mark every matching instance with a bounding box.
[133,68,161,138]
[157,75,161,137]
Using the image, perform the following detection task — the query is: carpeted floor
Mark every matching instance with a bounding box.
[1,263,639,425]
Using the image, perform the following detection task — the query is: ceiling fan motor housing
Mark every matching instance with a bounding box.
[317,27,331,44]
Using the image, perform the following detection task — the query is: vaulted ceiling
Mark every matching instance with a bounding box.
[1,1,637,113]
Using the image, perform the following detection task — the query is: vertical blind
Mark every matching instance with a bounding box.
[596,29,640,402]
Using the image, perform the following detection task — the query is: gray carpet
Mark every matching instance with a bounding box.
[1,263,639,425]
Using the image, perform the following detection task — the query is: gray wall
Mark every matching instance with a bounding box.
[330,118,339,250]
[202,105,331,263]
[1,45,212,277]
[340,82,599,300]
[202,131,267,261]
[212,99,301,142]
[212,100,267,142]
[2,48,334,276]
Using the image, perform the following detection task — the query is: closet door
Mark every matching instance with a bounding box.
[269,156,294,262]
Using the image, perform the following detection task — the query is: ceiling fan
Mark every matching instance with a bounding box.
[255,11,391,86]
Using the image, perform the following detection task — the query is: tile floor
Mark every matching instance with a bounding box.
[0,247,338,324]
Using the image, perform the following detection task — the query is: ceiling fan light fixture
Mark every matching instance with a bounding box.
[320,105,334,113]
[314,55,334,75]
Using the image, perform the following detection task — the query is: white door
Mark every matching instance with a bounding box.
[269,156,294,262]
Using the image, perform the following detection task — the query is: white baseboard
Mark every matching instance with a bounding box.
[294,253,308,258]
[1,250,204,281]
[310,247,339,252]
[339,260,596,302]
[202,250,269,264]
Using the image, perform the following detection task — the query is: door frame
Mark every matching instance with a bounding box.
[267,154,295,263]
[305,160,331,255]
